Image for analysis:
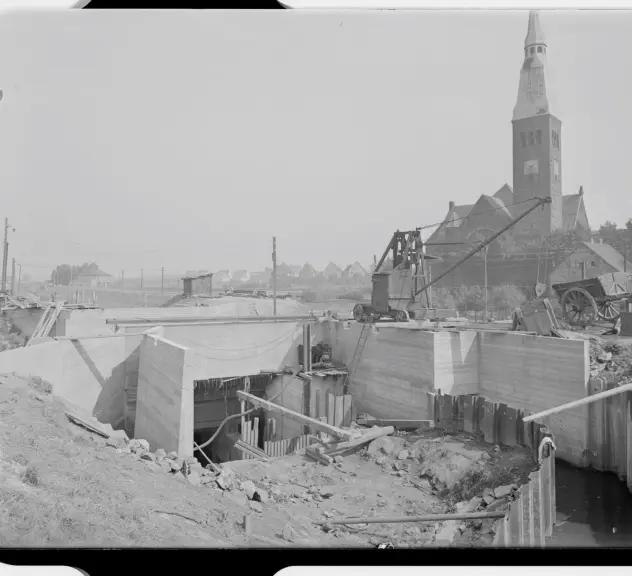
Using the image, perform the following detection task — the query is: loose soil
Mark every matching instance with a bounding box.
[0,374,534,548]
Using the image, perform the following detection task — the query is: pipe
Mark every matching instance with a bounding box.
[523,382,632,422]
[313,511,506,526]
[410,197,552,304]
[105,314,320,325]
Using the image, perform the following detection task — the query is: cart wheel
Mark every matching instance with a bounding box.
[597,299,621,323]
[395,310,410,323]
[561,287,598,327]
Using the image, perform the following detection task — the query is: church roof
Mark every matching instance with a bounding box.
[525,10,546,48]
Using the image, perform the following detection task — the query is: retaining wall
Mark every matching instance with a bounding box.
[0,337,129,428]
[135,335,193,458]
[477,332,589,467]
[428,390,556,547]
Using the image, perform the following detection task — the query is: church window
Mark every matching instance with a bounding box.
[537,46,543,53]
[528,131,534,145]
[520,132,527,147]
[552,129,560,149]
[536,130,542,145]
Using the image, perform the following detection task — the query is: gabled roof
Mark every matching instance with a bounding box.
[77,268,111,277]
[345,262,367,276]
[562,193,582,231]
[324,262,342,274]
[183,271,213,280]
[581,242,632,273]
[493,184,514,211]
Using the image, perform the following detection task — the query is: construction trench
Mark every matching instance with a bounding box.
[1,298,632,546]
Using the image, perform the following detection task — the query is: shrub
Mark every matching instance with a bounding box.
[490,284,527,310]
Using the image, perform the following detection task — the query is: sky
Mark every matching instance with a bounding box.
[0,9,630,280]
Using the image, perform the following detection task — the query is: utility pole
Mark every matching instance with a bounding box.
[272,236,277,317]
[161,266,164,294]
[11,258,15,295]
[121,270,125,289]
[483,246,488,321]
[17,263,22,293]
[140,268,144,290]
[2,218,13,293]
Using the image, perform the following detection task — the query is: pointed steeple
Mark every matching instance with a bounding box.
[524,10,546,49]
[513,10,550,121]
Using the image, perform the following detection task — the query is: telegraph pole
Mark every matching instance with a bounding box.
[140,268,144,290]
[161,266,164,294]
[1,218,9,292]
[272,236,277,317]
[17,263,21,293]
[11,258,15,295]
[121,270,125,289]
[483,246,488,321]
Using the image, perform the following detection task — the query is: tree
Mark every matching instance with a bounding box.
[599,221,618,240]
[626,218,632,234]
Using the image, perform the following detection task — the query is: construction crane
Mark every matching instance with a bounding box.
[352,229,441,323]
[353,196,552,324]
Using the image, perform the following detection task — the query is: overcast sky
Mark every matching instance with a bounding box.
[0,10,630,279]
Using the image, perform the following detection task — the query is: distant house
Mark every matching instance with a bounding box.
[214,270,232,286]
[288,265,301,278]
[323,262,343,281]
[550,241,632,287]
[72,268,112,288]
[342,261,368,281]
[299,263,318,280]
[276,263,293,277]
[232,270,251,284]
[182,272,213,297]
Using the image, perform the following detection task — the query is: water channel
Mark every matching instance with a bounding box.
[548,459,632,547]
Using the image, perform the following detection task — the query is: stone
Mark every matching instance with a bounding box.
[166,451,178,460]
[486,497,509,512]
[129,439,150,453]
[144,461,161,473]
[200,475,215,485]
[483,494,495,506]
[472,520,483,530]
[155,448,166,460]
[140,452,156,462]
[186,456,198,465]
[223,489,248,506]
[241,480,257,499]
[249,501,263,513]
[105,436,127,449]
[169,459,183,472]
[320,489,335,499]
[378,500,387,507]
[323,511,334,518]
[458,524,467,533]
[333,455,343,463]
[481,453,491,461]
[397,470,408,477]
[159,460,172,473]
[187,472,202,486]
[367,436,406,457]
[377,492,383,497]
[493,484,516,499]
[217,467,237,491]
[282,524,299,542]
[255,488,270,504]
[455,496,482,514]
[397,450,410,461]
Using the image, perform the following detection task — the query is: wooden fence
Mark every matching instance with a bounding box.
[428,391,557,547]
[240,393,353,459]
[586,378,632,491]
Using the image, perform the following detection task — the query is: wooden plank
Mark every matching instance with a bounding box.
[327,392,335,427]
[253,417,259,449]
[520,484,533,546]
[356,418,433,430]
[529,470,544,547]
[316,426,395,457]
[463,395,475,434]
[501,406,518,447]
[334,395,344,428]
[509,501,522,546]
[440,395,454,433]
[456,396,465,433]
[482,400,496,444]
[426,392,436,423]
[342,395,352,427]
[627,393,632,492]
[237,390,355,441]
[539,459,552,538]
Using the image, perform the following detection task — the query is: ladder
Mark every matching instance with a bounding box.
[343,321,373,394]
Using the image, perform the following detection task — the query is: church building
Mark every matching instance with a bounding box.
[428,11,590,248]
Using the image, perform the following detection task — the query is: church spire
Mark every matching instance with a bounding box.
[513,10,550,121]
[524,10,546,50]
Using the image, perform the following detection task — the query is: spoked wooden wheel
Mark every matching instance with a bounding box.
[597,299,621,323]
[561,287,597,326]
[395,309,410,323]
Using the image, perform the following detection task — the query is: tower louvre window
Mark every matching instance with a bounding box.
[528,131,534,145]
[537,46,543,53]
[536,130,542,144]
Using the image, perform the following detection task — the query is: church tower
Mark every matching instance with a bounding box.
[512,11,563,237]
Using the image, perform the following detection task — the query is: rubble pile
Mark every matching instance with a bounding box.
[589,337,632,383]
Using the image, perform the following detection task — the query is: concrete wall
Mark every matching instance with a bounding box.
[433,330,478,396]
[327,322,436,420]
[478,332,590,466]
[136,335,193,457]
[0,337,128,428]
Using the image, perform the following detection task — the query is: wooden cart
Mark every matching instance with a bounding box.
[552,272,632,326]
